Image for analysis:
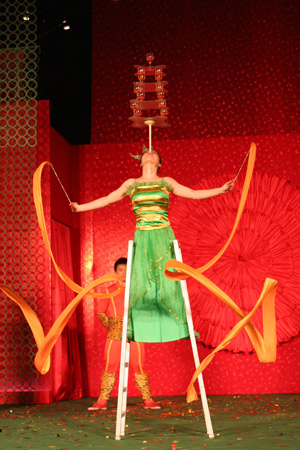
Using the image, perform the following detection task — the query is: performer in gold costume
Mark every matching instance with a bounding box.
[88,257,160,411]
[70,146,234,344]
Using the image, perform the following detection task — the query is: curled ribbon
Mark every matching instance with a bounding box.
[33,161,122,300]
[165,142,278,402]
[0,161,122,374]
[165,261,277,402]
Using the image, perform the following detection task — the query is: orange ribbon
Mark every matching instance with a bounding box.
[165,143,278,402]
[33,161,123,300]
[0,161,122,374]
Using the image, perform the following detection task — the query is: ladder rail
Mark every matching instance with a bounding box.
[115,240,134,440]
[120,341,130,436]
[173,240,214,439]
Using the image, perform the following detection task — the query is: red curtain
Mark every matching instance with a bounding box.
[51,219,82,401]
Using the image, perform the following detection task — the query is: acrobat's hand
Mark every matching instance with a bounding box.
[220,180,235,193]
[69,202,80,212]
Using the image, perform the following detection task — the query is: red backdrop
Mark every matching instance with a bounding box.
[3,118,300,400]
[0,101,84,404]
[91,0,299,143]
[77,0,300,397]
[77,135,300,398]
[2,0,300,403]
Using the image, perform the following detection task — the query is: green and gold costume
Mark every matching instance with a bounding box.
[127,179,189,342]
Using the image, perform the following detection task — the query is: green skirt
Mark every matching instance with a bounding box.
[128,226,189,342]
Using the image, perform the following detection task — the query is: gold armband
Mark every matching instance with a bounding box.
[98,314,123,339]
[107,316,124,340]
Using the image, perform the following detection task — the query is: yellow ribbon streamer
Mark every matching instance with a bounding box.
[1,144,278,391]
[165,142,278,402]
[0,161,123,374]
[166,142,257,281]
[33,161,122,299]
[1,273,123,374]
[165,261,277,402]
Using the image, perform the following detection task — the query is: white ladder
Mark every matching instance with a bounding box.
[115,240,133,440]
[115,240,214,440]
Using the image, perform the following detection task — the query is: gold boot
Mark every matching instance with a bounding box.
[134,372,152,400]
[99,371,116,400]
[134,372,161,409]
[88,372,116,411]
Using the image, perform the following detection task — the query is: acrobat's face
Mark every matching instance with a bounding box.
[141,150,161,171]
[115,264,127,283]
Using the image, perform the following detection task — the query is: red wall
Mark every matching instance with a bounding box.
[85,0,300,397]
[91,0,299,143]
[0,101,54,403]
[49,128,81,285]
[50,128,78,227]
[0,102,82,404]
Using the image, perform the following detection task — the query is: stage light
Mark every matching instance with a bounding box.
[23,11,30,21]
[62,20,70,31]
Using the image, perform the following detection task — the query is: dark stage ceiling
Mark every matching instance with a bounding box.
[37,0,92,144]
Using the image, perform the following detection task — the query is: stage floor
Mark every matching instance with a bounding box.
[1,394,299,449]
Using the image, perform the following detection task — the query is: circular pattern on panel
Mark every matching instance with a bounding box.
[0,0,39,403]
[0,0,38,149]
[171,172,300,353]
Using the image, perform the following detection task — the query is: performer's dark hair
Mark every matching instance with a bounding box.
[114,257,127,272]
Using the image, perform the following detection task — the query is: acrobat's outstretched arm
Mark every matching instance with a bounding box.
[70,178,134,212]
[164,177,234,200]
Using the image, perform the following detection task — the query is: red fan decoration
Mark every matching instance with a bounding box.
[171,172,300,352]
